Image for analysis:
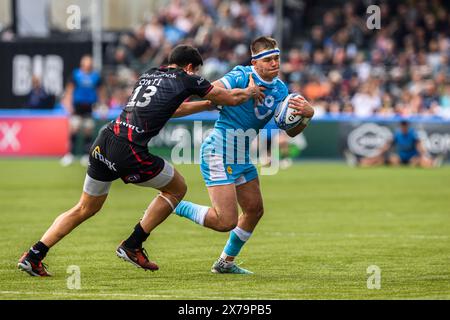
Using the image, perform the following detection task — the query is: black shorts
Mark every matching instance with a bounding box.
[74,103,94,116]
[87,128,165,184]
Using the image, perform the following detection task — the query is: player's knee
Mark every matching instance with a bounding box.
[217,218,238,232]
[76,201,103,219]
[246,203,264,220]
[217,223,237,232]
[254,206,264,220]
[158,177,186,210]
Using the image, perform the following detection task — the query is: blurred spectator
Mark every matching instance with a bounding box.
[303,76,331,101]
[26,76,55,109]
[145,16,165,48]
[438,83,450,118]
[61,55,105,167]
[352,120,444,168]
[255,5,276,36]
[351,83,381,117]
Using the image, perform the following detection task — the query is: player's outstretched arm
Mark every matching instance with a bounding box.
[286,95,315,137]
[172,100,215,118]
[203,74,265,106]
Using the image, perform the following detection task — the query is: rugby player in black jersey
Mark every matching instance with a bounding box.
[18,45,265,276]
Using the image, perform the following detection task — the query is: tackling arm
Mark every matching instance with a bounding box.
[203,74,265,106]
[172,100,215,118]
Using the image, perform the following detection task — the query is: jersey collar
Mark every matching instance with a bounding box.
[251,66,277,86]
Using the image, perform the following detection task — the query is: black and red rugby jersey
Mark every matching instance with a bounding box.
[107,66,213,147]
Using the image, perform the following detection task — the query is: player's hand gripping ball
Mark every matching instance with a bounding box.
[274,93,314,130]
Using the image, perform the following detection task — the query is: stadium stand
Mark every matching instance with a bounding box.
[1,0,450,120]
[97,0,450,120]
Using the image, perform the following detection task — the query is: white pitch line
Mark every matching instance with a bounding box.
[0,290,277,300]
[1,290,447,300]
[266,232,449,240]
[0,290,179,299]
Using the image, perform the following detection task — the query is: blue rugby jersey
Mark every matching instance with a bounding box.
[203,65,288,163]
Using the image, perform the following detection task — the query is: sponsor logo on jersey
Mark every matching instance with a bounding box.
[92,146,117,172]
[227,166,233,174]
[197,77,205,85]
[142,72,177,79]
[124,174,140,183]
[115,120,144,133]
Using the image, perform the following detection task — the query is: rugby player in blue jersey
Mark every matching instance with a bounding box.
[173,36,314,274]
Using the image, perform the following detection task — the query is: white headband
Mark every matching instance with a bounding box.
[251,48,280,60]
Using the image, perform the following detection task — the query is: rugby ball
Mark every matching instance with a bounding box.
[274,93,309,130]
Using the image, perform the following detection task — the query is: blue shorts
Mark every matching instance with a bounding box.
[399,151,419,164]
[200,134,258,187]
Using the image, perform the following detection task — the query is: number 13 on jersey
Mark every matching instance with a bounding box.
[126,85,158,108]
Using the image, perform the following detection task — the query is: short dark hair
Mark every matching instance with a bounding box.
[168,45,203,68]
[250,36,278,56]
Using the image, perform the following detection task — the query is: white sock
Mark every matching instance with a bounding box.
[195,205,209,225]
[232,226,252,241]
[219,252,235,268]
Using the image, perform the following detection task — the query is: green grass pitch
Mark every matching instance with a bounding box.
[0,159,449,300]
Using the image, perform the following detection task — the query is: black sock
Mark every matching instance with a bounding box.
[123,222,150,249]
[28,241,49,261]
